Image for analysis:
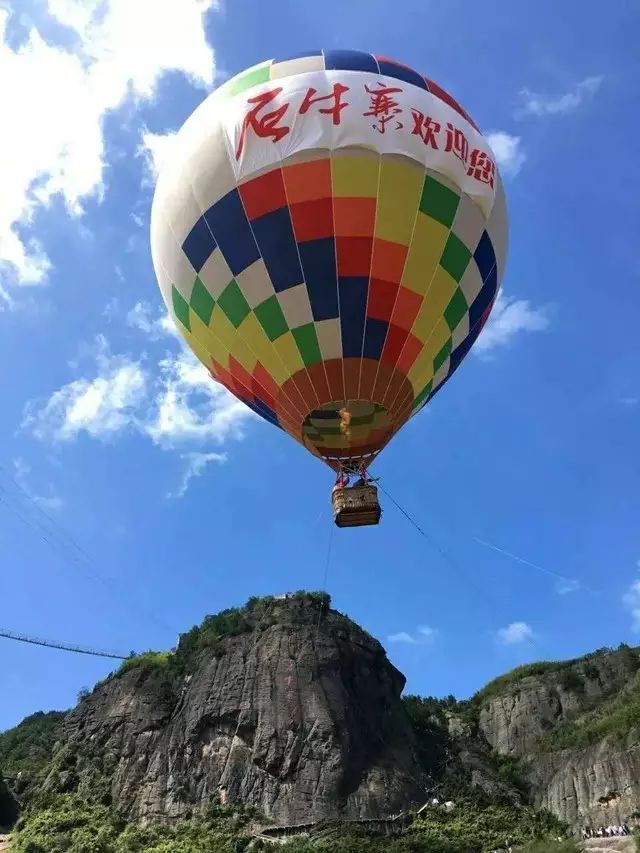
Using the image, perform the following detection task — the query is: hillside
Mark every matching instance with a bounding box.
[467,644,640,826]
[1,593,638,850]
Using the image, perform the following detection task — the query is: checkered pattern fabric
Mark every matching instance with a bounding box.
[153,50,508,469]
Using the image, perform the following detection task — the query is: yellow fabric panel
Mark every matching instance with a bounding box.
[401,215,449,294]
[236,313,290,385]
[331,153,379,197]
[374,159,423,245]
[226,330,257,373]
[209,304,239,351]
[423,266,459,326]
[407,354,434,394]
[422,317,452,361]
[182,322,215,369]
[272,330,305,376]
[188,312,230,366]
[411,267,457,344]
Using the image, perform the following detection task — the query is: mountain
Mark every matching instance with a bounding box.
[1,592,638,851]
[472,644,640,827]
[36,591,424,826]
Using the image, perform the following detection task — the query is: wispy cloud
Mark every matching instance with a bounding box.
[497,621,534,645]
[555,578,581,595]
[388,631,416,645]
[387,625,437,645]
[24,336,254,449]
[13,457,63,513]
[475,290,550,356]
[138,131,179,183]
[486,132,526,177]
[516,76,603,118]
[166,451,227,499]
[125,301,178,341]
[23,336,147,442]
[0,0,216,293]
[145,348,255,447]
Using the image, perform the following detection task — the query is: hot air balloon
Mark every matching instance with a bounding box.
[150,50,508,527]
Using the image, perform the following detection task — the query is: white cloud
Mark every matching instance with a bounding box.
[145,349,254,447]
[517,76,603,118]
[13,457,63,513]
[623,571,640,633]
[24,336,254,450]
[0,0,215,292]
[486,132,526,177]
[23,336,147,441]
[497,621,534,645]
[167,451,226,499]
[388,625,437,645]
[388,632,416,645]
[555,578,581,595]
[102,297,120,320]
[475,290,550,356]
[139,131,179,183]
[126,300,178,341]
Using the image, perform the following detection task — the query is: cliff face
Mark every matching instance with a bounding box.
[527,735,640,827]
[473,647,640,827]
[47,596,424,825]
[4,597,640,834]
[477,652,633,756]
[0,772,18,831]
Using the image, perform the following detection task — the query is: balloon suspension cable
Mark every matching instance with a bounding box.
[315,521,334,640]
[377,480,505,622]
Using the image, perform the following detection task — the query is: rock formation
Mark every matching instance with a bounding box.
[43,594,425,824]
[0,772,17,831]
[3,594,640,833]
[474,646,640,827]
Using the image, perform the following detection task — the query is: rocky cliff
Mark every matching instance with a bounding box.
[3,596,640,837]
[39,593,425,825]
[471,646,640,827]
[0,772,17,831]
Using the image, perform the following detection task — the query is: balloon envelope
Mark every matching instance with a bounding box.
[151,50,508,471]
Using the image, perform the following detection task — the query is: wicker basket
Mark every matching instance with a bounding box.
[331,484,381,528]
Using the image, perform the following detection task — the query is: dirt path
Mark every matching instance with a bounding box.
[582,836,635,853]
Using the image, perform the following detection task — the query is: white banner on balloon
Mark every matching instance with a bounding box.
[221,70,497,216]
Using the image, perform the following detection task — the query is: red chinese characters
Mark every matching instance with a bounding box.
[467,148,495,188]
[235,88,290,159]
[363,82,404,133]
[410,110,441,148]
[445,122,469,164]
[234,79,496,193]
[299,82,349,125]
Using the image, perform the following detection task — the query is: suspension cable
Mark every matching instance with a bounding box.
[0,627,129,660]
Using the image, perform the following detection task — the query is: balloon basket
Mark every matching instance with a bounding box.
[331,484,382,528]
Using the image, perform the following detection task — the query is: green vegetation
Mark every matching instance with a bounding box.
[11,795,256,853]
[113,591,332,680]
[472,643,640,708]
[116,651,173,676]
[543,672,640,751]
[10,793,568,853]
[0,711,65,796]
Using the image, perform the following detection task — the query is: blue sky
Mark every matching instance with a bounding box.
[1,0,639,732]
